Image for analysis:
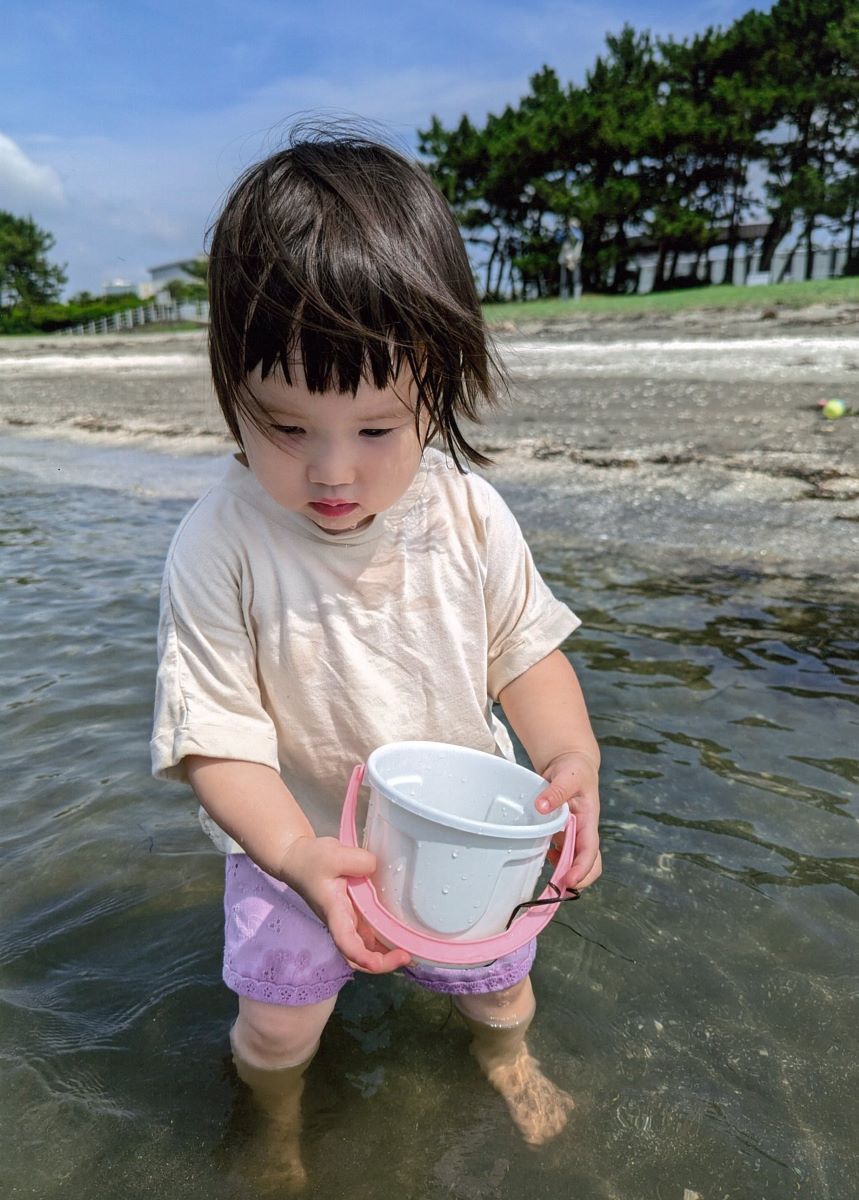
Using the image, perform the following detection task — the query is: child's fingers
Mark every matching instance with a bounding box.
[535,778,571,814]
[576,850,603,889]
[536,753,599,814]
[325,890,410,973]
[350,947,411,974]
[355,912,412,968]
[353,941,411,973]
[334,844,378,878]
[328,906,402,972]
[563,825,601,889]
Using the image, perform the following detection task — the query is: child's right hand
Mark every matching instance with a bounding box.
[278,835,412,974]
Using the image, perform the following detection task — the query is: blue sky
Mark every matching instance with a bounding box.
[2,0,761,296]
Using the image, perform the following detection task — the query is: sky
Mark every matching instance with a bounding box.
[1,0,763,297]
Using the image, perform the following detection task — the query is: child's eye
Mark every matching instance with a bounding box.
[272,425,304,436]
[360,428,393,438]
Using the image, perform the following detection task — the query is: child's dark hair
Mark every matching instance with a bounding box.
[207,122,501,470]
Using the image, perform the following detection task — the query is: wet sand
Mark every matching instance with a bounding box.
[1,303,857,588]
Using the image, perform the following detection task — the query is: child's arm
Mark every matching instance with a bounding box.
[185,756,411,974]
[497,649,601,891]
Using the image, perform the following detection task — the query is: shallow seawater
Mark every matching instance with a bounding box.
[1,446,857,1200]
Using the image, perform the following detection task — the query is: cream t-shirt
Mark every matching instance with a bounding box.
[151,447,580,851]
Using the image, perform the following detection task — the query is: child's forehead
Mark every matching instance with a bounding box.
[246,362,415,417]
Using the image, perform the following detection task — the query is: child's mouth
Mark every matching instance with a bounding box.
[309,501,359,518]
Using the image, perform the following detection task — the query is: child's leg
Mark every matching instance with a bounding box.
[229,994,337,1190]
[454,975,575,1147]
[222,856,354,1189]
[232,993,336,1069]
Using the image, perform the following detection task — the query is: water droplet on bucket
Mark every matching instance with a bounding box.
[451,851,458,859]
[442,887,449,894]
[396,864,403,873]
[460,874,468,881]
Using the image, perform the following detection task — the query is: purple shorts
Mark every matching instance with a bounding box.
[223,854,536,1006]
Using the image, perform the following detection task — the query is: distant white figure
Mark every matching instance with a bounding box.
[557,220,583,300]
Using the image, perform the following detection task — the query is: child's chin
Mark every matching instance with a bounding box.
[310,512,374,534]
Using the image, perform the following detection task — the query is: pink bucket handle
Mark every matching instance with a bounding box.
[339,763,577,966]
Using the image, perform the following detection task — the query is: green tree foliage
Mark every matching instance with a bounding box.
[0,292,145,335]
[750,0,859,274]
[165,257,208,303]
[166,278,208,303]
[418,0,859,299]
[0,212,67,312]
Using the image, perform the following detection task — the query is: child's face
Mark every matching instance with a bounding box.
[238,361,428,535]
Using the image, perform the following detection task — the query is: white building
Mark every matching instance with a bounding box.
[102,277,137,297]
[147,257,207,289]
[625,224,849,294]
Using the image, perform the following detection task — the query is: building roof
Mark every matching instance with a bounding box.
[147,257,206,274]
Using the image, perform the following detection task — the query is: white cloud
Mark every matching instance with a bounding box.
[7,65,533,294]
[0,132,66,212]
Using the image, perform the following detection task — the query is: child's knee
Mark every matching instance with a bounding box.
[232,994,337,1069]
[455,975,535,1027]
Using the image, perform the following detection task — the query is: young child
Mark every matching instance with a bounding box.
[151,129,601,1185]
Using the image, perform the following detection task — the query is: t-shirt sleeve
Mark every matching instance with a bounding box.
[150,508,280,783]
[478,478,582,700]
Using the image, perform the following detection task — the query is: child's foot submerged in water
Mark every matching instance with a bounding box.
[227,1052,312,1193]
[456,993,575,1147]
[471,1038,575,1147]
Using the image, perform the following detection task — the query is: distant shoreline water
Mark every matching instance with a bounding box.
[1,334,859,384]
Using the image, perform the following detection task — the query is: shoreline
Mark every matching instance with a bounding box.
[0,297,857,351]
[1,314,856,589]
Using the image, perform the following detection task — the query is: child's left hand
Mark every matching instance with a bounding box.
[534,751,601,891]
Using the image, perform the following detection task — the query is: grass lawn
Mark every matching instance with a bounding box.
[482,275,859,324]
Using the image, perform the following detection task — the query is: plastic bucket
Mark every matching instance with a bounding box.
[363,741,568,941]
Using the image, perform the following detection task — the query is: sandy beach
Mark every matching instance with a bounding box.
[1,302,857,586]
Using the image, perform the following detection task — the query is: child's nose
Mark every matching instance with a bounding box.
[307,441,357,487]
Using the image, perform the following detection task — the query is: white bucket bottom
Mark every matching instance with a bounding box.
[363,742,568,943]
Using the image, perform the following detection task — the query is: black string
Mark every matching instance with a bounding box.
[504,883,581,930]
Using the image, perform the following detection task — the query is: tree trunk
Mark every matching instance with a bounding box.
[483,233,500,300]
[613,228,631,293]
[759,210,793,273]
[723,239,737,284]
[653,243,668,291]
[804,219,815,281]
[846,198,857,274]
[722,163,745,285]
[490,248,506,299]
[776,240,798,283]
[505,256,517,301]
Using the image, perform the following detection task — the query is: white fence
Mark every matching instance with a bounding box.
[58,299,209,335]
[632,243,851,294]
